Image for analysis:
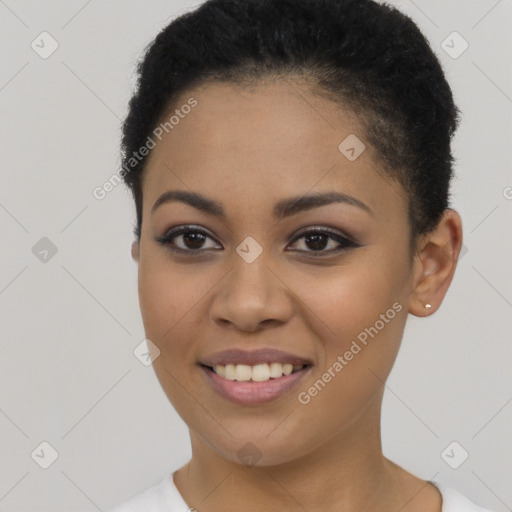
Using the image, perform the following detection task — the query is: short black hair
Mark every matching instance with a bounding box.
[121,0,461,256]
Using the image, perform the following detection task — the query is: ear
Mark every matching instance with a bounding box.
[131,240,140,262]
[408,209,463,317]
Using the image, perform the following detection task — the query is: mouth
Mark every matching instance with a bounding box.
[201,362,310,382]
[199,362,312,406]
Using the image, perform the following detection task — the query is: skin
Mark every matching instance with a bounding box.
[130,78,463,512]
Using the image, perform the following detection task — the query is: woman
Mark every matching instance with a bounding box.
[111,0,495,510]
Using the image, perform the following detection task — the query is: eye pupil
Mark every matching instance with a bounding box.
[183,231,206,249]
[305,233,328,251]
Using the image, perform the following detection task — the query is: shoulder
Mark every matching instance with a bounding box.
[108,472,191,512]
[434,483,496,512]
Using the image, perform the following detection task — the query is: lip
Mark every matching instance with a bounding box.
[200,348,313,367]
[200,364,312,406]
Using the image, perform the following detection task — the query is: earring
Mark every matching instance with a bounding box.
[425,303,432,309]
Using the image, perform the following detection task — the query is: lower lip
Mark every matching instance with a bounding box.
[200,365,311,406]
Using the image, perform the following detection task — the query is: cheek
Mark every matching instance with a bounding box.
[292,255,406,342]
[137,256,220,363]
[291,254,408,398]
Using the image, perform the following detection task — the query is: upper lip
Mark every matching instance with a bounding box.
[200,348,313,367]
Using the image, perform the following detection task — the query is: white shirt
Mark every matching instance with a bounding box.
[109,471,495,512]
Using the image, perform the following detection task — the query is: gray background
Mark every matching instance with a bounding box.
[0,0,510,510]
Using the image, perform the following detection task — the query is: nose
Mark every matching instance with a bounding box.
[209,252,294,333]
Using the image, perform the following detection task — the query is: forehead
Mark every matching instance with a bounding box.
[141,80,408,221]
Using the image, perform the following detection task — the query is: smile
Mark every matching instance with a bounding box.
[200,363,312,406]
[207,362,308,382]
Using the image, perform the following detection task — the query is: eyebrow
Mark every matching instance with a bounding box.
[151,189,374,219]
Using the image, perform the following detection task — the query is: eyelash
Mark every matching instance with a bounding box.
[155,224,359,257]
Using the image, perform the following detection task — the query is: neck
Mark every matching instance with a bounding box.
[173,390,415,512]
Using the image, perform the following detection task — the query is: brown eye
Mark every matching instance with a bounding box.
[288,228,358,255]
[156,225,221,253]
[303,232,330,251]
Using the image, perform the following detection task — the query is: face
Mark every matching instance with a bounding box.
[133,79,419,466]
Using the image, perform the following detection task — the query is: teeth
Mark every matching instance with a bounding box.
[224,364,236,380]
[235,364,252,381]
[216,364,226,378]
[212,362,305,381]
[269,362,284,378]
[252,363,271,382]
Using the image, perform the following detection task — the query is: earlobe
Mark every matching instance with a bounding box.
[131,240,140,262]
[408,209,463,317]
